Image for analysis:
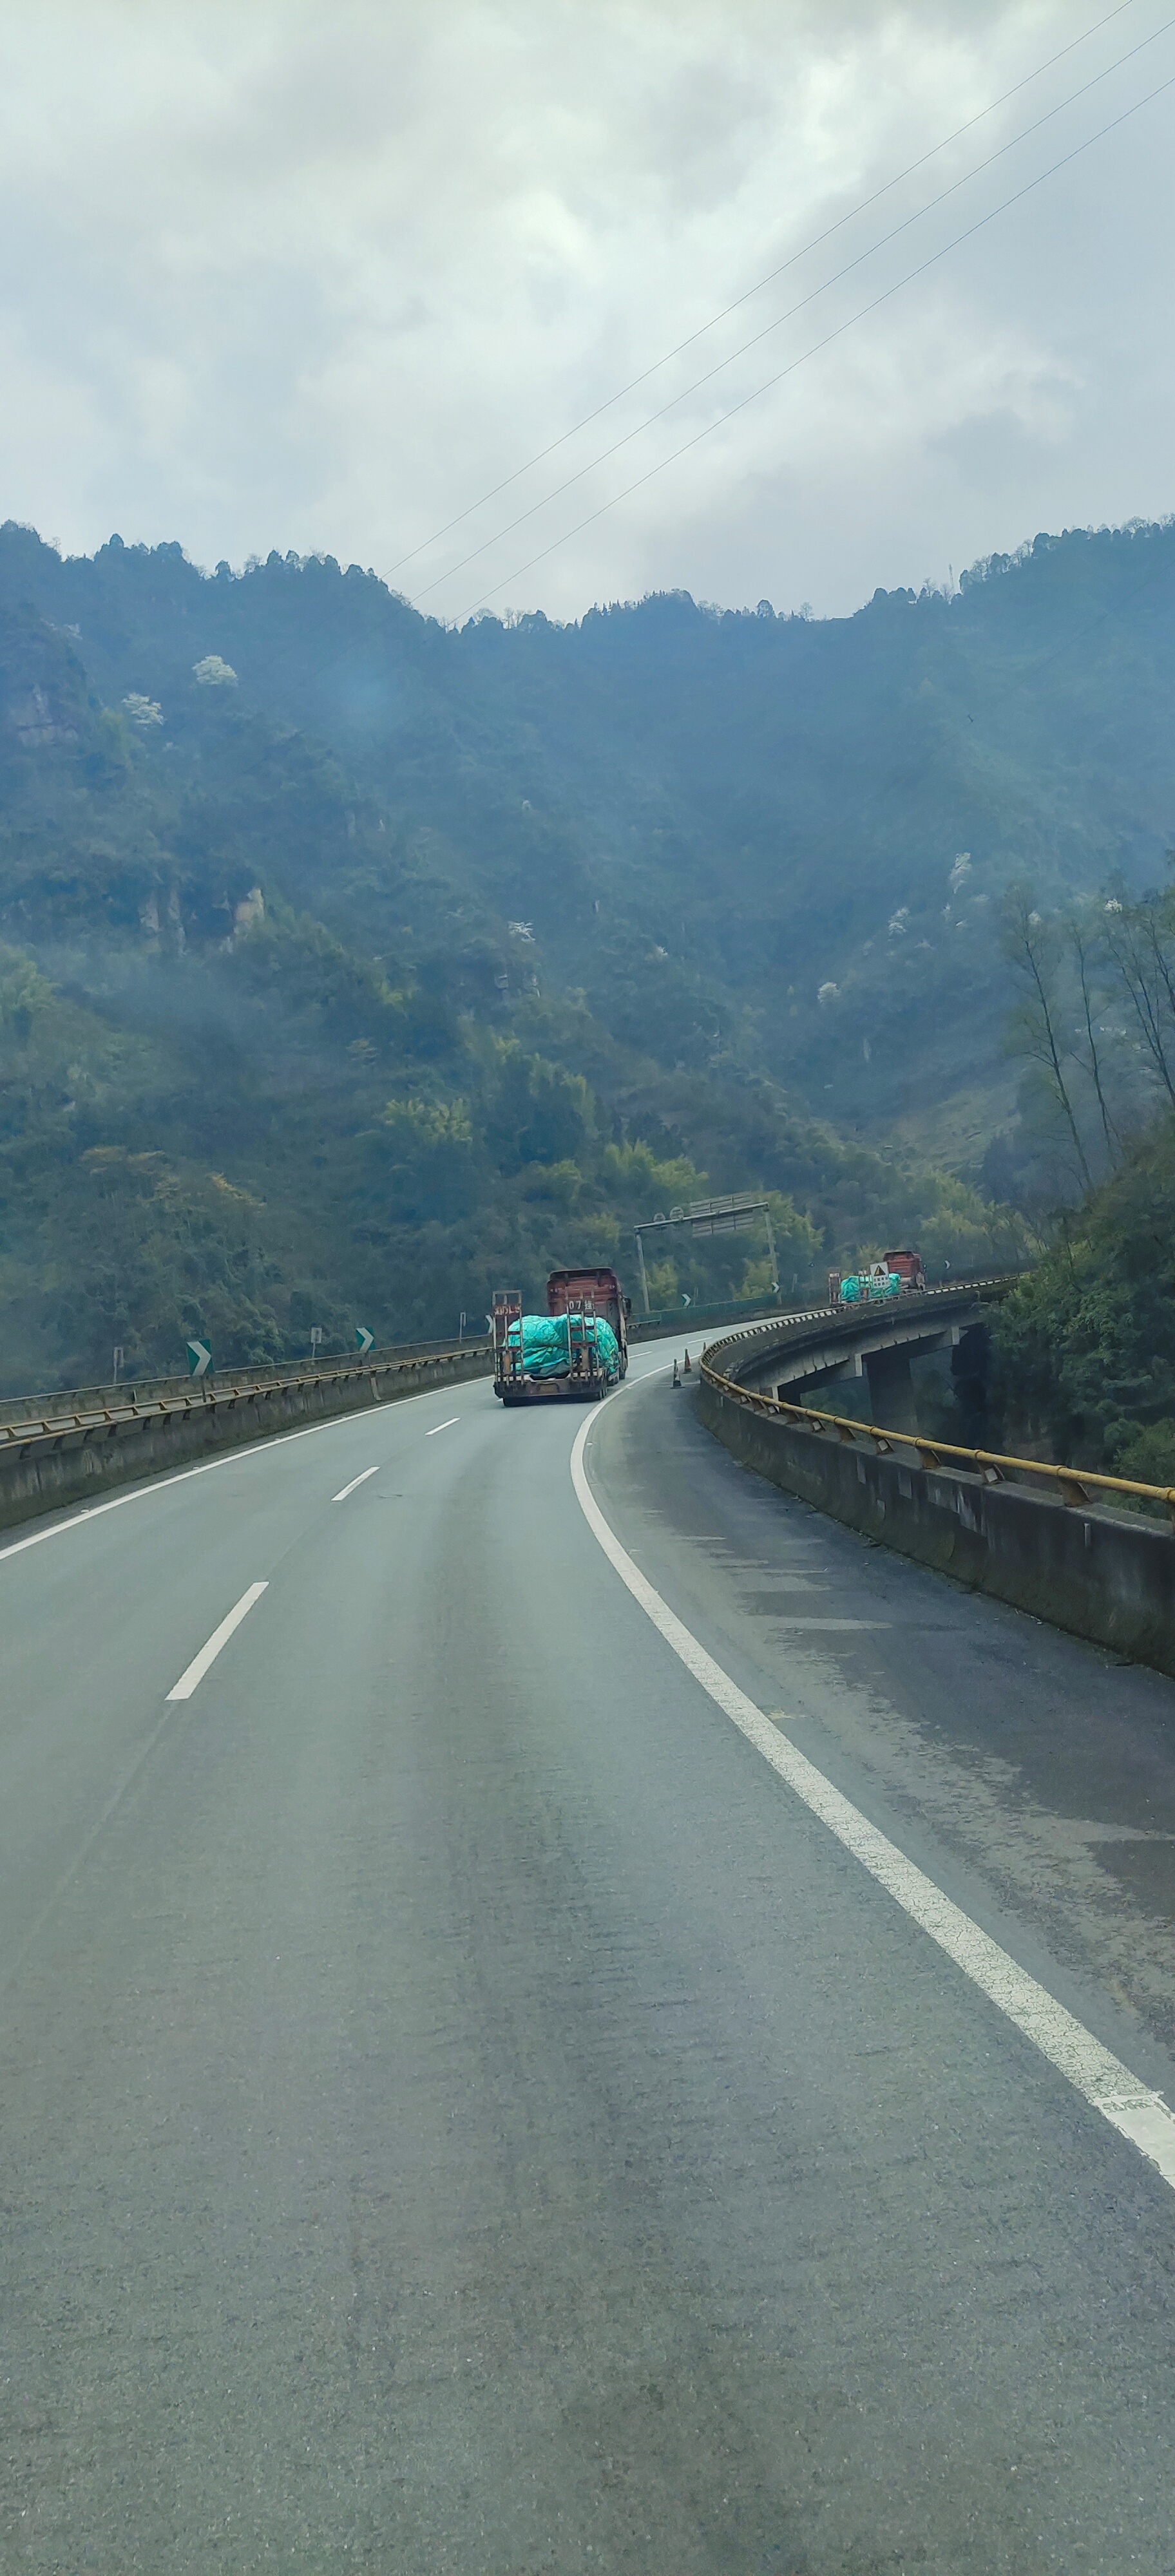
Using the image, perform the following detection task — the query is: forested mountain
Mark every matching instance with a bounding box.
[3,510,1170,1391]
[6,515,1175,1148]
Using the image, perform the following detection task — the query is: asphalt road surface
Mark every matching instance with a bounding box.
[5,1343,1175,2573]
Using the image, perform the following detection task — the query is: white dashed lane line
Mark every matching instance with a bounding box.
[332,1466,379,1502]
[0,1382,482,1569]
[166,1583,269,1703]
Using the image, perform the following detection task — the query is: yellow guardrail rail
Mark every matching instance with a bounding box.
[699,1346,1175,1530]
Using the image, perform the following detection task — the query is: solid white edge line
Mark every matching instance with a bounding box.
[166,1582,269,1701]
[0,1383,476,1568]
[426,1417,460,1435]
[569,1400,1175,2195]
[332,1465,379,1502]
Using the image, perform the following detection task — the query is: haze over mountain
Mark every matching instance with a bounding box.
[1,509,1170,1390]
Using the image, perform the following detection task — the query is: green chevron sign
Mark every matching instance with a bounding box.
[355,1325,375,1354]
[186,1338,212,1378]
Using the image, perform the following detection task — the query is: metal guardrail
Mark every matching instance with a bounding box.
[700,1287,1175,1530]
[0,1341,490,1455]
[0,1331,493,1431]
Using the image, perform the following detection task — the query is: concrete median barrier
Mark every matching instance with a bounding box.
[0,1343,493,1537]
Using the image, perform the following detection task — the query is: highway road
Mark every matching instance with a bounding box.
[5,1340,1175,2570]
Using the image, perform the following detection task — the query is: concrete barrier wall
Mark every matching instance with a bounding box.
[697,1373,1175,1680]
[0,1334,493,1430]
[0,1346,493,1537]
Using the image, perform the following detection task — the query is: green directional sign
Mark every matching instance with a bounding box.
[186,1338,213,1378]
[354,1325,375,1354]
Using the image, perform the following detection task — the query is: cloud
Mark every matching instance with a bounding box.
[0,0,1172,616]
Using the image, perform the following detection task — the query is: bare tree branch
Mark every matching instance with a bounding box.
[1067,914,1120,1163]
[1001,886,1092,1191]
[1102,895,1175,1107]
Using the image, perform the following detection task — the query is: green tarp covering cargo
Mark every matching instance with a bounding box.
[506,1313,621,1379]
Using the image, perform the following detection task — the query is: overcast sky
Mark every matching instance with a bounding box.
[1,0,1173,620]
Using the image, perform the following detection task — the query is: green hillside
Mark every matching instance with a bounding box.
[0,578,1017,1392]
[5,513,1175,1167]
[992,1113,1175,1490]
[8,509,1172,1392]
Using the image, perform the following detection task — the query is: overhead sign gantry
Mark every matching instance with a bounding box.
[633,1193,778,1313]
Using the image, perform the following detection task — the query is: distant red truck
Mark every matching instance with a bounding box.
[827,1249,926,1307]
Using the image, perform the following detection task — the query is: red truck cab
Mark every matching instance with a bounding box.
[546,1267,629,1374]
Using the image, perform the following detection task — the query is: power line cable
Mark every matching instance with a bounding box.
[408,11,1175,607]
[454,62,1175,623]
[389,0,1140,581]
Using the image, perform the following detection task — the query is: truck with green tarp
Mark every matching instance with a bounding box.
[492,1267,629,1406]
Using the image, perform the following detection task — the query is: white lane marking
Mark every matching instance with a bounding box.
[332,1466,379,1502]
[426,1417,459,1436]
[0,1385,479,1569]
[166,1582,268,1702]
[569,1406,1175,2195]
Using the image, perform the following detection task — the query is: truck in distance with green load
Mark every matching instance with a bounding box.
[492,1267,629,1407]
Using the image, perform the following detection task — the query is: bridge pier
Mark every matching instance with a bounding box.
[863,1345,917,1432]
[951,1322,990,1446]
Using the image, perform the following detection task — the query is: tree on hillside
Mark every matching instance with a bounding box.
[1000,886,1092,1193]
[1100,875,1175,1109]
